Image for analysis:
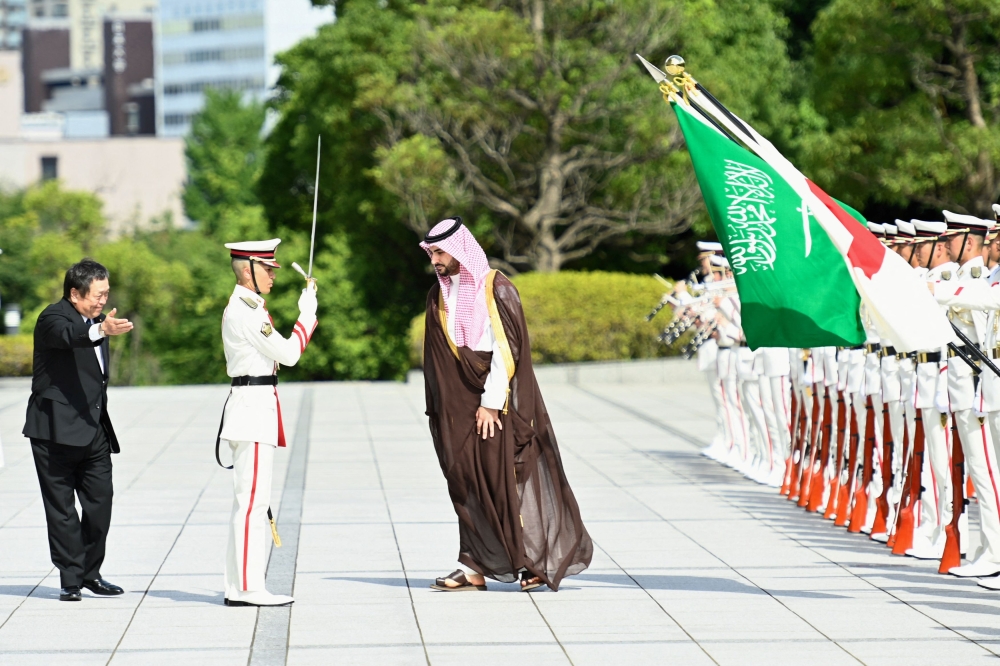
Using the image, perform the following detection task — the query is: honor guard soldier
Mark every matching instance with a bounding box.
[218,239,318,606]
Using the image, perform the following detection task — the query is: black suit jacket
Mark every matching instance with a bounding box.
[22,298,119,452]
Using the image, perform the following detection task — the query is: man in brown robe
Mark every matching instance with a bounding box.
[419,217,592,591]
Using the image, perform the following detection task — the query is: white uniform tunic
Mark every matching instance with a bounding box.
[220,283,317,599]
[220,285,317,445]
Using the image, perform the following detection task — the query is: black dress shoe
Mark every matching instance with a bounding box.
[82,578,124,596]
[60,586,82,601]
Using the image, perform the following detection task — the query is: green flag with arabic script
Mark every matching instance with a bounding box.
[674,102,865,348]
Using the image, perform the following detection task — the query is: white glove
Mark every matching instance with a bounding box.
[298,286,318,318]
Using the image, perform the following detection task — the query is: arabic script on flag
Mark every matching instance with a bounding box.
[723,159,777,274]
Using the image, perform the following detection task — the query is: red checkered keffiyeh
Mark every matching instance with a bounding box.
[420,219,491,348]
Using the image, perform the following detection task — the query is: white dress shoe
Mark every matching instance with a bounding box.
[977,578,1000,590]
[948,559,1000,578]
[225,590,294,607]
[870,532,889,543]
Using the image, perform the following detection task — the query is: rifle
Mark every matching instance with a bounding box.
[869,403,895,538]
[807,386,834,513]
[824,390,848,520]
[939,414,965,573]
[834,398,860,528]
[891,409,924,555]
[886,411,911,550]
[847,396,876,533]
[780,388,800,496]
[797,387,823,507]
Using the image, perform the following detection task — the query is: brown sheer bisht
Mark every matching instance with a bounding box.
[423,270,593,590]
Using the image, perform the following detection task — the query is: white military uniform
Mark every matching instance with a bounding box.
[219,240,318,606]
[934,212,1000,576]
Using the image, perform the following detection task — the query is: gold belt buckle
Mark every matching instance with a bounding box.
[917,352,928,364]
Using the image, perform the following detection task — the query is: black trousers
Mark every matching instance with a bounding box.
[30,427,113,588]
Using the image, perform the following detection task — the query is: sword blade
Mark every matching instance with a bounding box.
[308,135,321,277]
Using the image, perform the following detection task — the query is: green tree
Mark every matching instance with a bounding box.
[805,0,1000,216]
[183,89,267,231]
[261,0,796,374]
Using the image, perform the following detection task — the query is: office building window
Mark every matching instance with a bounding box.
[41,156,57,181]
[161,44,264,66]
[125,103,140,135]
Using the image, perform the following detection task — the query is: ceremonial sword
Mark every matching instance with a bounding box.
[292,135,322,283]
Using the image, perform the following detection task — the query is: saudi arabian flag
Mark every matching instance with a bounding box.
[674,102,865,348]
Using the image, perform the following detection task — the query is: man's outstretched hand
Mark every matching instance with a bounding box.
[476,406,503,440]
[100,308,133,336]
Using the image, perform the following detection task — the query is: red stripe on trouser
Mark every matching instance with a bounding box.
[243,442,259,591]
[981,424,1000,515]
[275,388,286,447]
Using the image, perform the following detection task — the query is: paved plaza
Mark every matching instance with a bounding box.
[2,361,1000,665]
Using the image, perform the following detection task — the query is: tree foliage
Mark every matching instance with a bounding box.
[803,0,1000,217]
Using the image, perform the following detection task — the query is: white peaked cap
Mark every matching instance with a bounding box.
[224,238,283,267]
[993,203,1000,218]
[868,222,885,234]
[709,256,729,268]
[696,241,724,253]
[943,210,994,232]
[895,220,916,237]
[912,220,947,236]
[883,224,898,235]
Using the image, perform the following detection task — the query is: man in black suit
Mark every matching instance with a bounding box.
[23,259,133,601]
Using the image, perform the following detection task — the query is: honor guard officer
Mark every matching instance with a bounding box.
[218,239,318,607]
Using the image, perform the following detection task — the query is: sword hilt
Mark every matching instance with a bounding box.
[267,508,282,547]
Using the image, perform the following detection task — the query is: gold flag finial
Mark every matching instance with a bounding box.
[664,55,686,77]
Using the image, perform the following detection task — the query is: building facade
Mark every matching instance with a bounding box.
[0,0,27,50]
[156,0,331,136]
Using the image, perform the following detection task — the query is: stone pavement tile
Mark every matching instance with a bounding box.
[843,637,998,665]
[0,650,112,665]
[109,647,250,665]
[675,519,832,569]
[296,523,403,573]
[0,527,53,573]
[289,601,421,647]
[154,524,228,577]
[293,570,412,603]
[651,600,824,642]
[101,524,190,576]
[414,597,553,645]
[381,489,456,524]
[300,461,382,490]
[562,641,715,666]
[587,522,723,570]
[115,605,256,650]
[701,639,860,666]
[780,594,950,640]
[0,606,134,651]
[286,645,427,666]
[300,488,391,524]
[568,486,663,522]
[424,644,570,665]
[531,597,688,643]
[139,573,226,607]
[393,522,464,573]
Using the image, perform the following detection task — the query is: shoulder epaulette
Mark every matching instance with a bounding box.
[239,296,259,310]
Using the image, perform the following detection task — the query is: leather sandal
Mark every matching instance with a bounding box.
[430,569,487,591]
[520,570,543,592]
